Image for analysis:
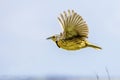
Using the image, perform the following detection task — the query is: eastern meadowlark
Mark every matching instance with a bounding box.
[47,10,102,50]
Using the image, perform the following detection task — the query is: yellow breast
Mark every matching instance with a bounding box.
[57,37,87,50]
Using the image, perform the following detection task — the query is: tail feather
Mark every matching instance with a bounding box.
[86,42,102,50]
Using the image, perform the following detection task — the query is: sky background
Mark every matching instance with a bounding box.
[0,0,120,78]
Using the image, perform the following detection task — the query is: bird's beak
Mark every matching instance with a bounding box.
[46,36,52,40]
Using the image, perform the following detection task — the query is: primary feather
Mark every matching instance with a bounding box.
[58,10,88,39]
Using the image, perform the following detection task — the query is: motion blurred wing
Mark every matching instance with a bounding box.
[58,10,89,39]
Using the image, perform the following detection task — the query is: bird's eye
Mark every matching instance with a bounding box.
[53,36,55,38]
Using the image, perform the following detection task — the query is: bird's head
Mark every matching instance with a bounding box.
[46,34,60,42]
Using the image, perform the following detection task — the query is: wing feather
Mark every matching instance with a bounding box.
[58,10,89,39]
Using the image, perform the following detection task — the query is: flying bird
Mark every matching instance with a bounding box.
[47,10,102,50]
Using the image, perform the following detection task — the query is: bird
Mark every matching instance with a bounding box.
[47,10,102,50]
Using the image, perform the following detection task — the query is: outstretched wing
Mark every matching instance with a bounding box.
[58,10,89,39]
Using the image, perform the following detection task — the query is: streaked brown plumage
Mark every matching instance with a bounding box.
[47,10,102,50]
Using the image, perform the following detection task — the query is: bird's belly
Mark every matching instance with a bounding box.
[57,39,86,50]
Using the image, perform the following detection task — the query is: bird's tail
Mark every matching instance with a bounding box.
[86,41,102,50]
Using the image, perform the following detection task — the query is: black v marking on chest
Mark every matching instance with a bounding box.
[55,41,60,48]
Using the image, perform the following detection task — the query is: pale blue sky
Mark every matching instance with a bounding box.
[0,0,120,77]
